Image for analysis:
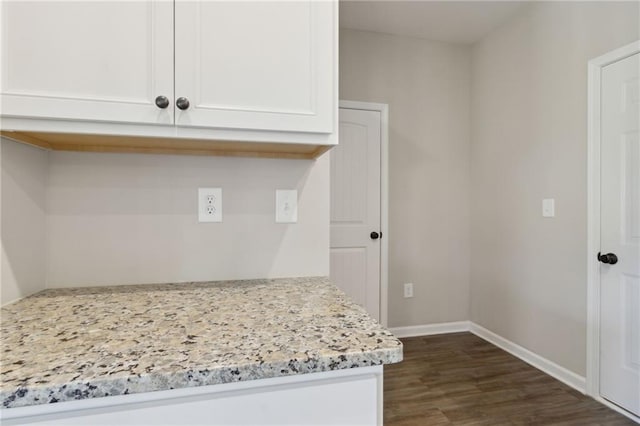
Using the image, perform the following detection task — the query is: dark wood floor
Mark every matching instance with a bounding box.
[384,333,635,426]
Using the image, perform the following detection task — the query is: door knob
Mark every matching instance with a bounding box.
[176,97,190,110]
[155,95,170,109]
[598,252,618,265]
[370,231,380,240]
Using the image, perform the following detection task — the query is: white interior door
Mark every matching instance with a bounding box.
[600,52,640,416]
[330,108,381,321]
[0,1,174,125]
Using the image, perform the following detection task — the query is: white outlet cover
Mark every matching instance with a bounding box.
[542,198,555,218]
[198,188,222,223]
[276,190,298,223]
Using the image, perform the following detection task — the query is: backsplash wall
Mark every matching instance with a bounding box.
[46,148,330,287]
[1,137,329,294]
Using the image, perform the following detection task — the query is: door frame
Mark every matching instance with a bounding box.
[586,40,640,417]
[338,100,389,327]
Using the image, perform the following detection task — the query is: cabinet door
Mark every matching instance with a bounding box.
[174,1,335,134]
[1,1,174,125]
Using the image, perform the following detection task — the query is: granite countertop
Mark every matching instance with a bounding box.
[1,277,402,409]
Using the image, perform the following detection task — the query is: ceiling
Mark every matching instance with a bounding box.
[339,1,529,45]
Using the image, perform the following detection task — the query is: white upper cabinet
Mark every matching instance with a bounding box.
[1,1,175,125]
[0,1,337,155]
[175,1,335,133]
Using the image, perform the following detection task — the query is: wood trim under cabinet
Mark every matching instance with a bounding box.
[0,131,332,160]
[1,131,52,150]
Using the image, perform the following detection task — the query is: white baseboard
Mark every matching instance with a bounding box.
[468,322,586,393]
[389,321,470,338]
[388,321,586,395]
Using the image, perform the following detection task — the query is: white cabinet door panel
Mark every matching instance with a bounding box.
[0,1,174,125]
[175,1,335,133]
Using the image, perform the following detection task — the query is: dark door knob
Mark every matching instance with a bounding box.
[176,97,190,110]
[370,231,380,240]
[598,252,618,265]
[155,95,170,109]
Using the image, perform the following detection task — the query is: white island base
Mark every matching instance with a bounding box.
[1,366,383,426]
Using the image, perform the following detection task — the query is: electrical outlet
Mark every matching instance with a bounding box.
[198,188,222,223]
[404,283,414,298]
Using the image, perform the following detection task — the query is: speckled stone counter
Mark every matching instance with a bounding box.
[1,277,402,409]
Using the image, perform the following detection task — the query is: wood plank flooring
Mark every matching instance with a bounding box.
[384,333,635,425]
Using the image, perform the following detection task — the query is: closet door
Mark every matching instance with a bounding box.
[1,1,174,125]
[174,1,336,134]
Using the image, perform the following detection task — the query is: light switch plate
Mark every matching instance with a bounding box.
[276,190,298,223]
[198,188,222,223]
[403,283,414,298]
[542,198,555,217]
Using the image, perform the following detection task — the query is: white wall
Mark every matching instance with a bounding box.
[340,29,471,327]
[46,151,329,287]
[470,1,639,376]
[1,138,48,304]
[1,136,329,296]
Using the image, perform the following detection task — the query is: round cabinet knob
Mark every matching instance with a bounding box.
[155,95,170,109]
[370,231,380,240]
[598,252,618,265]
[176,97,190,110]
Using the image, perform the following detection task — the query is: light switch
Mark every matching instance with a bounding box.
[542,198,555,217]
[276,190,298,223]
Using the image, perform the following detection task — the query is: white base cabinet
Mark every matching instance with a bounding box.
[0,367,383,426]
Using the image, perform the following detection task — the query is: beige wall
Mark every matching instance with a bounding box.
[1,138,48,305]
[46,151,329,287]
[340,29,472,327]
[470,1,639,376]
